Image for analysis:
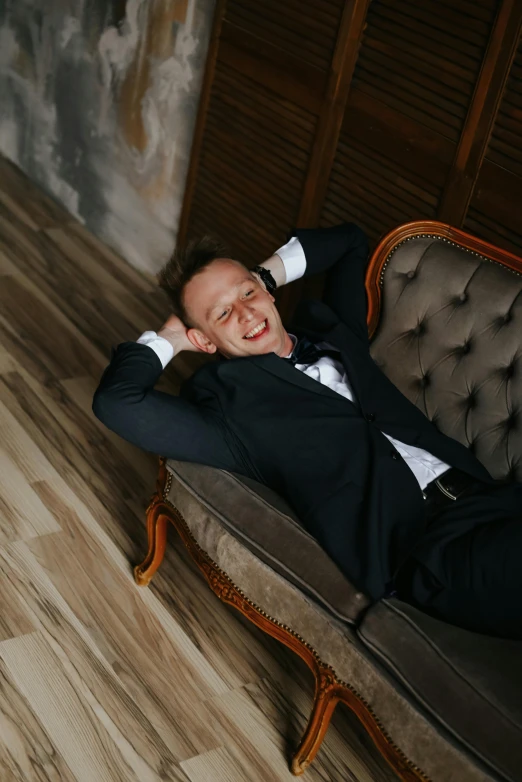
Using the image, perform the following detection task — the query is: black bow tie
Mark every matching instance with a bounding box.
[285,336,339,366]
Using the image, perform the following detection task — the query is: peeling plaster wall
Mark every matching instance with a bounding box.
[0,0,215,274]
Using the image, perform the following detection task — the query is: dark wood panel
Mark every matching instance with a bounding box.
[467,159,522,229]
[437,1,522,224]
[343,90,455,186]
[330,148,439,212]
[195,164,296,232]
[202,119,305,200]
[259,0,342,40]
[219,21,327,113]
[322,135,439,247]
[357,42,471,110]
[354,0,498,143]
[366,22,478,88]
[372,1,490,55]
[437,0,498,24]
[213,65,316,137]
[353,67,465,139]
[486,38,522,175]
[366,5,485,73]
[390,0,495,41]
[225,1,339,71]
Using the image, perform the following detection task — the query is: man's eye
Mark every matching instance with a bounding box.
[218,309,228,320]
[244,289,254,296]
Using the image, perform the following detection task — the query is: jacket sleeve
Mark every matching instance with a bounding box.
[92,342,242,472]
[293,223,370,341]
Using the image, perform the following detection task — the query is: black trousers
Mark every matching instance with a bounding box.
[395,480,522,639]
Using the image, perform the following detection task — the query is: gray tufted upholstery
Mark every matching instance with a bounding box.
[370,236,522,482]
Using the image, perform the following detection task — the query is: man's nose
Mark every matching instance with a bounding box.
[237,302,255,323]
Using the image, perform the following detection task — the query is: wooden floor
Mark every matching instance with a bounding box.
[0,156,398,782]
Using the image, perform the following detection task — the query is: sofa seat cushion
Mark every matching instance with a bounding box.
[358,598,522,782]
[165,459,370,623]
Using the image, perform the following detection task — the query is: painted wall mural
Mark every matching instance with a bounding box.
[0,0,215,274]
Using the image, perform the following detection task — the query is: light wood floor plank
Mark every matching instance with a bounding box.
[180,745,265,782]
[0,659,76,781]
[0,632,189,782]
[0,575,35,642]
[29,482,232,705]
[0,544,204,774]
[0,448,61,544]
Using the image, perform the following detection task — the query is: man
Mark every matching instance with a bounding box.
[93,223,522,639]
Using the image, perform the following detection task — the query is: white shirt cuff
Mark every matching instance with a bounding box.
[274,236,306,284]
[136,331,174,369]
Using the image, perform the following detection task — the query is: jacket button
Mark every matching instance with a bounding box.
[366,412,376,422]
[390,450,399,460]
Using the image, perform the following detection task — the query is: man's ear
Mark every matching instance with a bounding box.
[186,327,218,354]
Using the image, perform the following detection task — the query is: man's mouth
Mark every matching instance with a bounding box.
[244,319,269,340]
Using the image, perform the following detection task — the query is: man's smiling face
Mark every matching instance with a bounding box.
[183,258,293,359]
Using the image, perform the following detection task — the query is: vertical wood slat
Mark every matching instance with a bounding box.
[177,0,227,246]
[276,0,372,317]
[297,0,372,226]
[438,0,522,224]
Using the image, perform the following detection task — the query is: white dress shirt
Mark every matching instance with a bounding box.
[137,236,450,490]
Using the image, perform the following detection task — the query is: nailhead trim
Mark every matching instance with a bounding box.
[379,234,522,286]
[161,469,431,781]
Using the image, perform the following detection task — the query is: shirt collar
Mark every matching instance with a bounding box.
[282,333,298,360]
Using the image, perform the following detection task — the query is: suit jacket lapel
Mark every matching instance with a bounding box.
[249,300,363,407]
[290,300,364,405]
[250,352,355,405]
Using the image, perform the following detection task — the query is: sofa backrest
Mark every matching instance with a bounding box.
[369,231,522,482]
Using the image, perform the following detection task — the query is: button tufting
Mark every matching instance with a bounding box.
[506,413,518,429]
[406,270,416,279]
[507,462,518,481]
[420,374,430,387]
[459,292,467,302]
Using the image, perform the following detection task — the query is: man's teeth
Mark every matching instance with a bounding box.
[245,320,267,339]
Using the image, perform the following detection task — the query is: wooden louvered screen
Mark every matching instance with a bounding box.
[320,0,499,244]
[180,0,522,317]
[181,0,350,267]
[192,61,317,260]
[465,36,522,254]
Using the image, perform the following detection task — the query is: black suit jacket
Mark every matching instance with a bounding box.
[93,223,493,599]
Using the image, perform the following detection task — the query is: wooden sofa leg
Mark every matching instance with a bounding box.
[291,667,339,775]
[134,504,168,586]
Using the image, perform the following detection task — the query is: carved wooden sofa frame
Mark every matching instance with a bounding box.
[133,221,522,780]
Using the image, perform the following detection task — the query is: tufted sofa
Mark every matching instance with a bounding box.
[135,222,522,781]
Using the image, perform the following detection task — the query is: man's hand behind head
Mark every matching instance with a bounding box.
[157,314,204,354]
